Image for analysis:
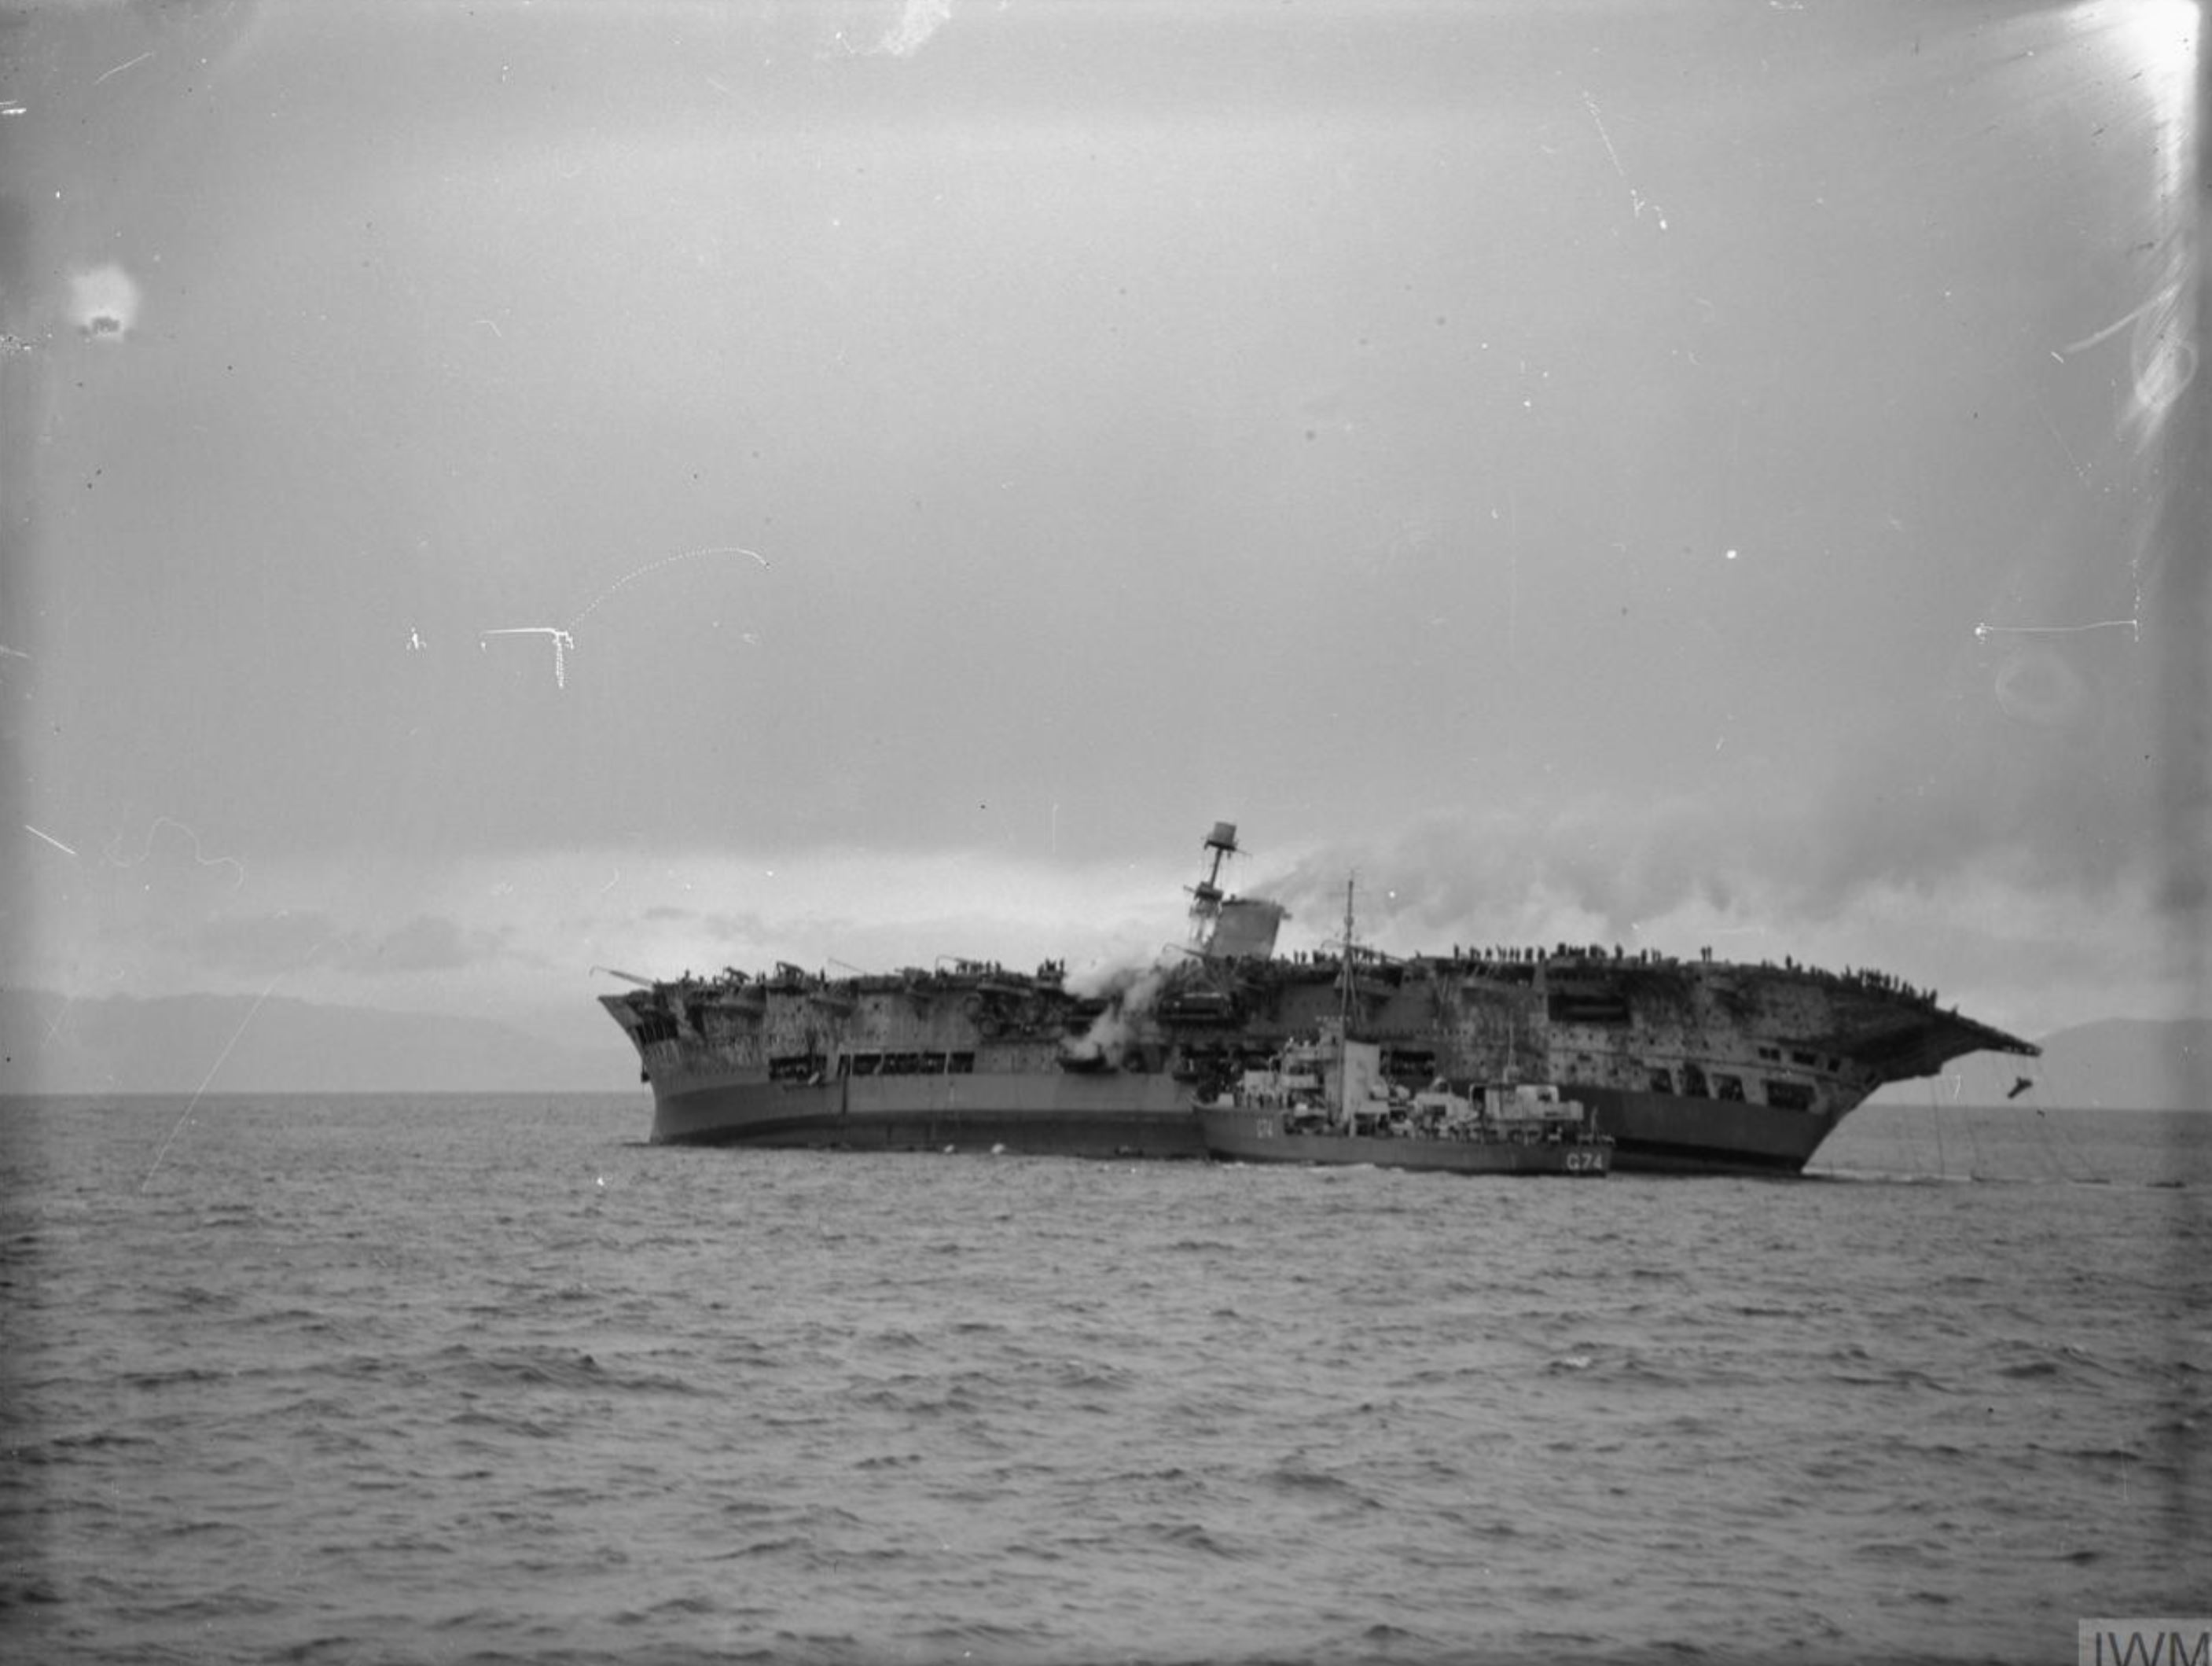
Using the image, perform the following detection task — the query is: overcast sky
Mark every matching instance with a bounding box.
[2,0,2203,1053]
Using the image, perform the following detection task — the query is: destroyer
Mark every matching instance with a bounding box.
[597,823,2037,1173]
[1196,1036,1612,1176]
[1196,881,1611,1176]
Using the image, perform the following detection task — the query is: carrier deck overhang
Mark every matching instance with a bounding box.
[1830,1003,2040,1085]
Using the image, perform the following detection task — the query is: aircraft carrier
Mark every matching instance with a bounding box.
[597,824,2037,1175]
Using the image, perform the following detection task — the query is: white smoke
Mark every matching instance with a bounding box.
[1063,961,1170,1060]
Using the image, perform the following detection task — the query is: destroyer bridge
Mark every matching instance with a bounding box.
[597,823,2037,1174]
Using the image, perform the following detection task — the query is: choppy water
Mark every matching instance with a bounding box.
[2,1094,2206,1666]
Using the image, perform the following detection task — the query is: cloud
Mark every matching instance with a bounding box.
[1245,781,2198,1035]
[346,914,490,973]
[179,909,338,974]
[1262,767,2171,954]
[171,910,503,978]
[584,844,1182,975]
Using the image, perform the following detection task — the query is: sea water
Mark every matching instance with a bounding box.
[2,1094,2205,1665]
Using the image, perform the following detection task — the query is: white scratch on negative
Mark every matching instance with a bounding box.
[2020,379,2091,485]
[481,545,770,691]
[567,545,770,631]
[140,962,302,1193]
[104,816,247,889]
[480,626,575,689]
[94,50,153,86]
[1582,90,1667,230]
[24,824,78,856]
[2057,291,2170,358]
[1975,619,2141,642]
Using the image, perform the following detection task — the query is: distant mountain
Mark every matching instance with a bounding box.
[0,988,639,1095]
[1868,1017,2210,1112]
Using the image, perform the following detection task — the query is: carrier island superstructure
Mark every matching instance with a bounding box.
[597,823,2037,1175]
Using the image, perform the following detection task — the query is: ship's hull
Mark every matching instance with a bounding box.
[649,1068,1207,1158]
[1574,1086,1844,1176]
[1197,1107,1610,1175]
[641,1068,1829,1173]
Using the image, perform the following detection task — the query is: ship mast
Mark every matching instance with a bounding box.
[1336,874,1357,1122]
[1337,875,1357,1032]
[1187,822,1240,949]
